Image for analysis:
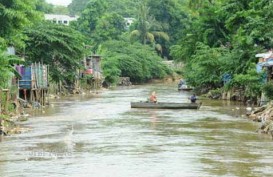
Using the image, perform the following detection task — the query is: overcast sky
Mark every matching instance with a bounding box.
[46,0,72,6]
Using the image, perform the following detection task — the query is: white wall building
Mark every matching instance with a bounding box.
[44,14,79,25]
[45,14,135,29]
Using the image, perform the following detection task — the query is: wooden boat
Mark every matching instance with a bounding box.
[131,102,201,109]
[178,85,193,91]
[178,87,193,91]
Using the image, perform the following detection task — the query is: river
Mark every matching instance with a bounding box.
[0,83,272,177]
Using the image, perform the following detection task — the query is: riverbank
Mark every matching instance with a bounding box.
[0,113,31,136]
[1,78,270,141]
[248,102,273,139]
[0,87,103,136]
[0,77,176,137]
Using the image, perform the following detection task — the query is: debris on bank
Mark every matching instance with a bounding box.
[118,77,132,86]
[248,103,273,139]
[0,113,31,136]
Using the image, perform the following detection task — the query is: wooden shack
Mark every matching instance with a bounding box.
[255,51,273,105]
[82,55,103,89]
[17,63,48,106]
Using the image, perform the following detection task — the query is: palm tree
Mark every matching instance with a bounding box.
[130,0,169,55]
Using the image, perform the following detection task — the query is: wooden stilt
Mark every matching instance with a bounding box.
[30,89,33,103]
[41,89,44,106]
[35,89,38,103]
[23,89,27,101]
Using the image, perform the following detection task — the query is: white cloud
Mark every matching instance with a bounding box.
[46,0,72,6]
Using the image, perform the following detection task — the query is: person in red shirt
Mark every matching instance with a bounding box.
[149,91,157,103]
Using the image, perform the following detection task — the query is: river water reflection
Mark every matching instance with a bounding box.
[0,83,272,177]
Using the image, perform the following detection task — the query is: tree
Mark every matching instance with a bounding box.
[35,0,54,13]
[0,49,23,88]
[147,0,188,58]
[188,0,214,9]
[69,0,138,16]
[72,0,128,51]
[52,5,69,15]
[0,0,42,47]
[94,13,126,43]
[107,0,138,17]
[68,0,90,15]
[100,38,172,84]
[23,22,87,86]
[130,0,169,56]
[183,42,224,89]
[74,0,107,34]
[170,0,273,99]
[231,65,264,99]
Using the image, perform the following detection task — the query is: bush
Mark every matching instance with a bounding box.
[100,40,172,84]
[262,82,273,100]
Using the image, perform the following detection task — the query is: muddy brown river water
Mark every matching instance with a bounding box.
[0,83,272,177]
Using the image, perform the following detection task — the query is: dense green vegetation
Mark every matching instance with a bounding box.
[68,0,137,16]
[170,0,273,100]
[130,0,170,57]
[35,0,53,13]
[1,0,273,102]
[0,50,23,88]
[0,0,42,48]
[23,22,86,85]
[100,39,172,84]
[0,0,39,88]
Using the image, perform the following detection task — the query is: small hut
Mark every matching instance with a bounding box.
[82,54,103,89]
[255,50,273,105]
[17,62,48,107]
